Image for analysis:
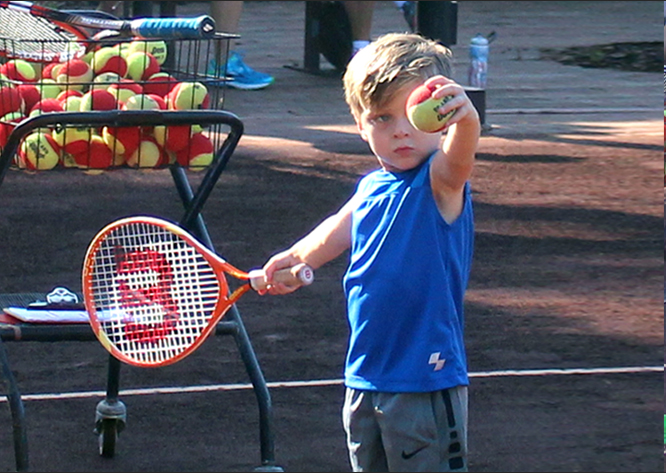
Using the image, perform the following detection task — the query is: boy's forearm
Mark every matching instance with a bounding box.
[441,115,480,185]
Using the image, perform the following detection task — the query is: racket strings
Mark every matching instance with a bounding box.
[89,222,223,365]
[0,7,86,61]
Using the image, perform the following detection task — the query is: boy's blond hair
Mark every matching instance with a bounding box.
[343,33,453,120]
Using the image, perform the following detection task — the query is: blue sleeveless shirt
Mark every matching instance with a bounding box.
[342,156,474,392]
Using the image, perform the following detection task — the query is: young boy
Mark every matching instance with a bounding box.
[260,33,480,472]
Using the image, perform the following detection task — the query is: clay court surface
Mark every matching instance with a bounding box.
[0,2,663,472]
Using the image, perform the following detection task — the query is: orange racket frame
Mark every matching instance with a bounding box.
[82,215,313,367]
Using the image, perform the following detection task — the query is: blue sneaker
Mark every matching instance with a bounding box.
[209,51,274,90]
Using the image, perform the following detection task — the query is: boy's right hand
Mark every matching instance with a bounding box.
[260,252,308,295]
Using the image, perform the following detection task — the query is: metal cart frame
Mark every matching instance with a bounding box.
[0,110,283,472]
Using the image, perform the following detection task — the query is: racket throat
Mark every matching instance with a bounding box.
[227,283,251,305]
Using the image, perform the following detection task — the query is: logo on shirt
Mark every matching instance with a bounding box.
[429,352,445,371]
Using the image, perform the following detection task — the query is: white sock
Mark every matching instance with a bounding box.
[352,40,370,55]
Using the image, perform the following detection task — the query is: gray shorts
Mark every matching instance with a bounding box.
[342,386,468,472]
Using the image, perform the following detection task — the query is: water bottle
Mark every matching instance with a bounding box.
[468,34,489,89]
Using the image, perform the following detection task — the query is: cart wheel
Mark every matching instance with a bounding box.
[98,418,118,458]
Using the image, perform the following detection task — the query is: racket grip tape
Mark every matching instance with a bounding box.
[248,263,314,292]
[130,15,216,39]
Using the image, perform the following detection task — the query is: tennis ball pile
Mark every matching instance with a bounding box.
[0,38,217,171]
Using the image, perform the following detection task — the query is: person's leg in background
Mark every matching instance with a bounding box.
[342,1,376,57]
[393,1,416,31]
[208,1,274,90]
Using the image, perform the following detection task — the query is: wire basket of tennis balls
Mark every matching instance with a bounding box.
[0,32,231,171]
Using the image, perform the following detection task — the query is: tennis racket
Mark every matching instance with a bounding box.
[0,1,216,62]
[82,215,314,368]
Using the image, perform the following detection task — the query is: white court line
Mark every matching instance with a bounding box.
[0,365,661,403]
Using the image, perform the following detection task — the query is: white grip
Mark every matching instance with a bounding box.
[248,263,314,292]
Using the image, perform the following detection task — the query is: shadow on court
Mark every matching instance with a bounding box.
[0,1,662,472]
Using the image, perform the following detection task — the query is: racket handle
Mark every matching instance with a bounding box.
[129,15,216,39]
[248,263,314,292]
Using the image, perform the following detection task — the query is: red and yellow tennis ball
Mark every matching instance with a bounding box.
[106,41,132,60]
[405,83,455,133]
[127,40,168,66]
[92,47,128,77]
[143,72,177,97]
[153,125,192,153]
[56,88,83,103]
[126,135,167,168]
[38,79,62,100]
[56,59,94,91]
[71,133,114,169]
[175,132,214,168]
[60,94,83,112]
[57,90,84,111]
[80,88,118,111]
[90,71,123,91]
[52,125,92,155]
[41,62,62,81]
[102,126,141,158]
[1,59,37,82]
[28,98,63,117]
[107,79,143,105]
[167,82,210,110]
[18,131,61,170]
[0,85,24,116]
[122,93,166,111]
[0,111,24,149]
[16,84,40,113]
[125,51,160,82]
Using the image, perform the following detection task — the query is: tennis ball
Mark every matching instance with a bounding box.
[107,79,143,105]
[0,111,24,148]
[38,79,62,100]
[16,84,40,113]
[108,41,132,60]
[125,51,160,82]
[18,131,61,170]
[102,126,141,157]
[143,72,177,97]
[56,59,94,91]
[56,89,83,102]
[90,71,122,91]
[28,98,63,117]
[52,125,92,155]
[60,95,82,112]
[175,132,214,169]
[167,82,210,110]
[71,133,114,169]
[126,136,167,168]
[405,83,455,133]
[0,85,24,116]
[153,125,192,152]
[128,40,168,66]
[1,59,37,82]
[92,46,128,77]
[41,62,62,80]
[80,88,118,111]
[122,93,165,111]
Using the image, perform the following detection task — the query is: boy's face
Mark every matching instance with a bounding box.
[356,83,443,173]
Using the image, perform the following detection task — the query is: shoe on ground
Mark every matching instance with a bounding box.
[208,51,274,90]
